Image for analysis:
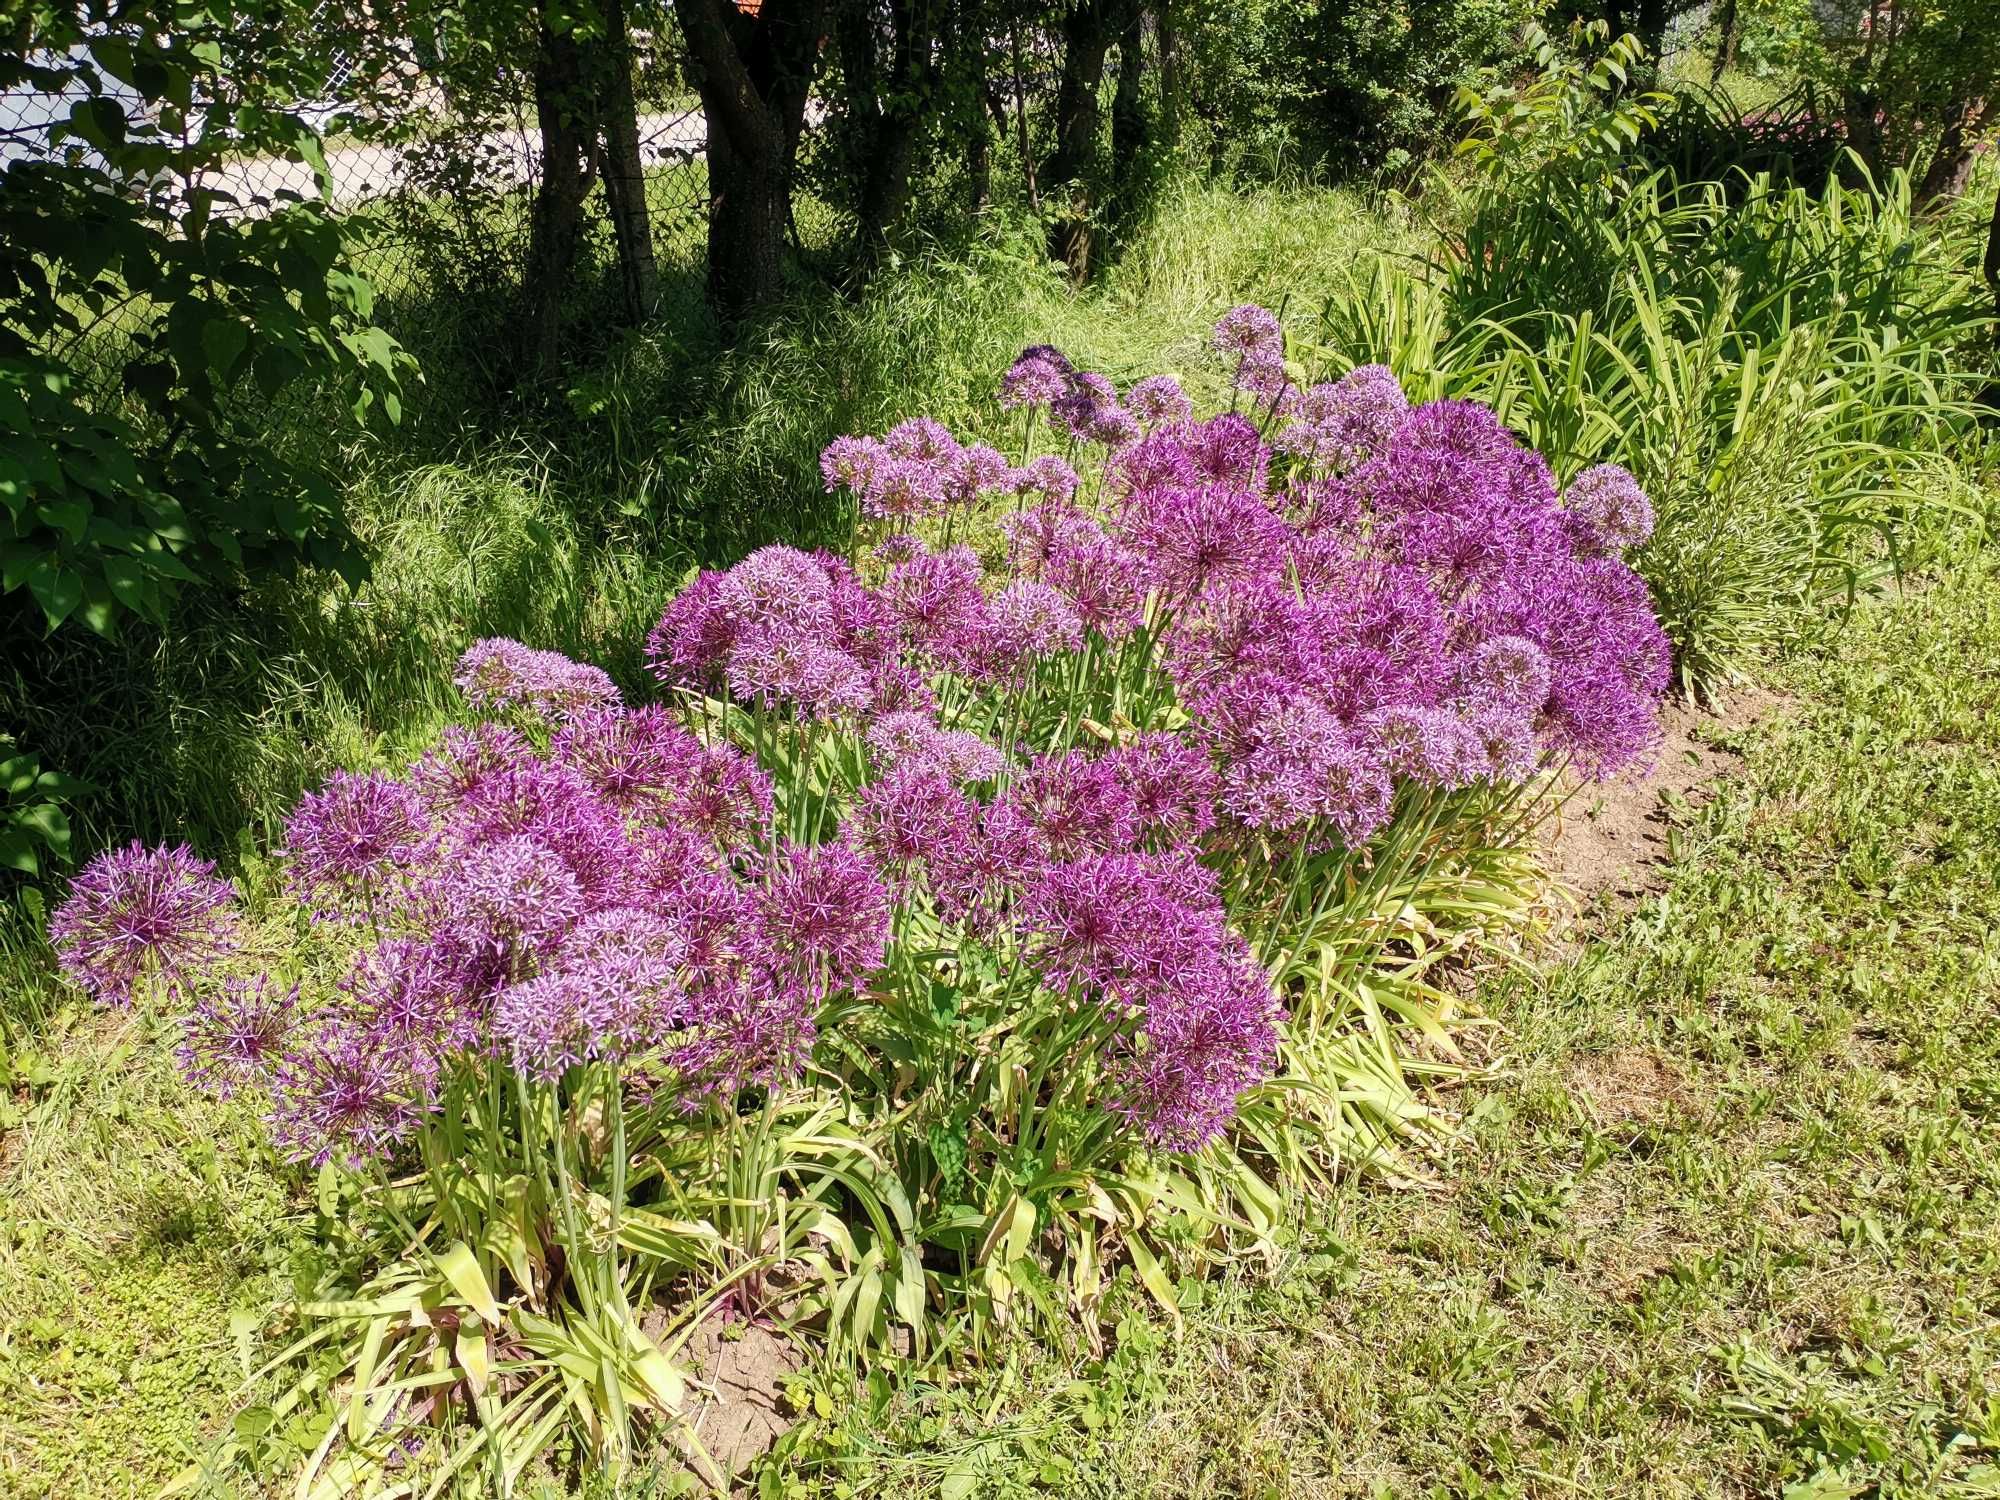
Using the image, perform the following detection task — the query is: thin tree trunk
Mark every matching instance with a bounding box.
[1010,22,1039,214]
[673,0,827,321]
[1711,0,1740,78]
[1045,0,1116,278]
[601,0,658,320]
[1914,105,1977,209]
[525,18,597,370]
[1157,0,1180,148]
[1108,8,1148,231]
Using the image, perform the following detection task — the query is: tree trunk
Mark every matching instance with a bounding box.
[525,18,597,371]
[1010,22,1040,214]
[672,0,827,321]
[849,0,935,265]
[1108,9,1148,231]
[1710,0,1740,78]
[1914,103,1978,208]
[1045,0,1117,278]
[1156,0,1180,149]
[601,0,659,321]
[1635,0,1666,60]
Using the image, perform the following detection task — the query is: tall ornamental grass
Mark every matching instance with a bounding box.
[49,308,1667,1493]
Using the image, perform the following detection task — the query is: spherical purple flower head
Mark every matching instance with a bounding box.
[1046,536,1147,643]
[178,975,296,1099]
[754,841,891,1002]
[883,544,990,672]
[1235,348,1296,415]
[1126,375,1193,427]
[646,570,742,691]
[1274,364,1410,472]
[874,532,923,566]
[999,347,1074,411]
[441,833,585,975]
[1089,403,1142,449]
[1212,303,1283,365]
[984,579,1084,677]
[1361,704,1488,791]
[1163,576,1313,721]
[849,762,976,880]
[727,634,876,721]
[861,454,949,522]
[1008,454,1082,506]
[1001,501,1106,581]
[653,865,761,976]
[1110,934,1280,1153]
[283,770,432,911]
[863,710,1002,784]
[1106,733,1219,849]
[1002,751,1142,865]
[1458,634,1552,715]
[340,935,482,1081]
[1053,370,1122,445]
[268,1022,434,1168]
[553,704,704,811]
[1358,433,1563,587]
[1119,481,1292,601]
[1285,478,1363,539]
[455,638,620,720]
[667,741,776,851]
[882,416,961,464]
[1220,697,1350,832]
[1017,851,1226,996]
[1390,397,1519,464]
[430,751,635,912]
[1289,561,1454,719]
[668,970,818,1100]
[820,434,885,494]
[1465,703,1541,784]
[50,841,239,1007]
[495,908,687,1080]
[1182,413,1271,491]
[945,444,1012,507]
[1563,462,1655,556]
[1320,740,1395,847]
[1109,425,1203,499]
[408,723,531,815]
[716,545,837,635]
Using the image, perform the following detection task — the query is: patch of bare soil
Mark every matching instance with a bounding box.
[673,1318,802,1492]
[1542,686,1790,915]
[1568,1046,1689,1129]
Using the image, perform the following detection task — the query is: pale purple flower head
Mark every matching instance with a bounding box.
[849,763,975,878]
[756,841,892,1001]
[284,770,431,908]
[1563,463,1655,556]
[1008,455,1081,506]
[1112,935,1280,1153]
[455,639,619,719]
[820,434,885,494]
[178,976,296,1099]
[1362,705,1488,791]
[1212,304,1283,363]
[50,842,239,1006]
[1274,364,1409,472]
[646,570,740,689]
[987,579,1085,671]
[1000,347,1074,410]
[1126,375,1194,426]
[268,1024,433,1168]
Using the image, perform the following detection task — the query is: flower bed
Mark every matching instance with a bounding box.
[50,307,1667,1490]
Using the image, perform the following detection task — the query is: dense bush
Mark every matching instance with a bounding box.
[1183,0,1535,180]
[48,308,1667,1487]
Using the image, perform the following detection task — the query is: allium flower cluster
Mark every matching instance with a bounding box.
[456,638,619,718]
[50,842,239,1006]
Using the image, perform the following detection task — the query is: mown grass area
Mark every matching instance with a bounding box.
[747,560,2000,1498]
[6,547,1996,1498]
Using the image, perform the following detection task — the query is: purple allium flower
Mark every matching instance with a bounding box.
[1111,935,1279,1153]
[874,532,923,565]
[820,434,885,494]
[665,742,775,850]
[755,842,891,1001]
[283,770,430,908]
[849,763,975,879]
[1274,364,1409,471]
[1459,635,1552,714]
[455,639,619,719]
[1220,698,1352,832]
[1126,375,1194,426]
[986,580,1085,672]
[553,704,704,809]
[861,455,949,522]
[340,935,480,1077]
[1465,704,1541,783]
[946,444,1013,506]
[1052,370,1121,445]
[494,909,686,1080]
[1107,733,1219,849]
[1008,455,1081,506]
[1003,751,1142,865]
[1119,482,1291,600]
[178,975,295,1099]
[883,544,990,670]
[1235,348,1295,412]
[1046,537,1147,643]
[1001,502,1106,580]
[864,712,1003,784]
[1563,463,1655,556]
[268,1023,433,1168]
[884,417,961,464]
[1361,705,1488,790]
[1017,852,1225,996]
[999,348,1074,410]
[727,636,876,720]
[1212,304,1283,363]
[1182,413,1270,490]
[444,834,585,971]
[50,842,239,1007]
[646,570,741,690]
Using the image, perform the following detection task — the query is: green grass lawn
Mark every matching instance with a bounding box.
[5,557,1996,1497]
